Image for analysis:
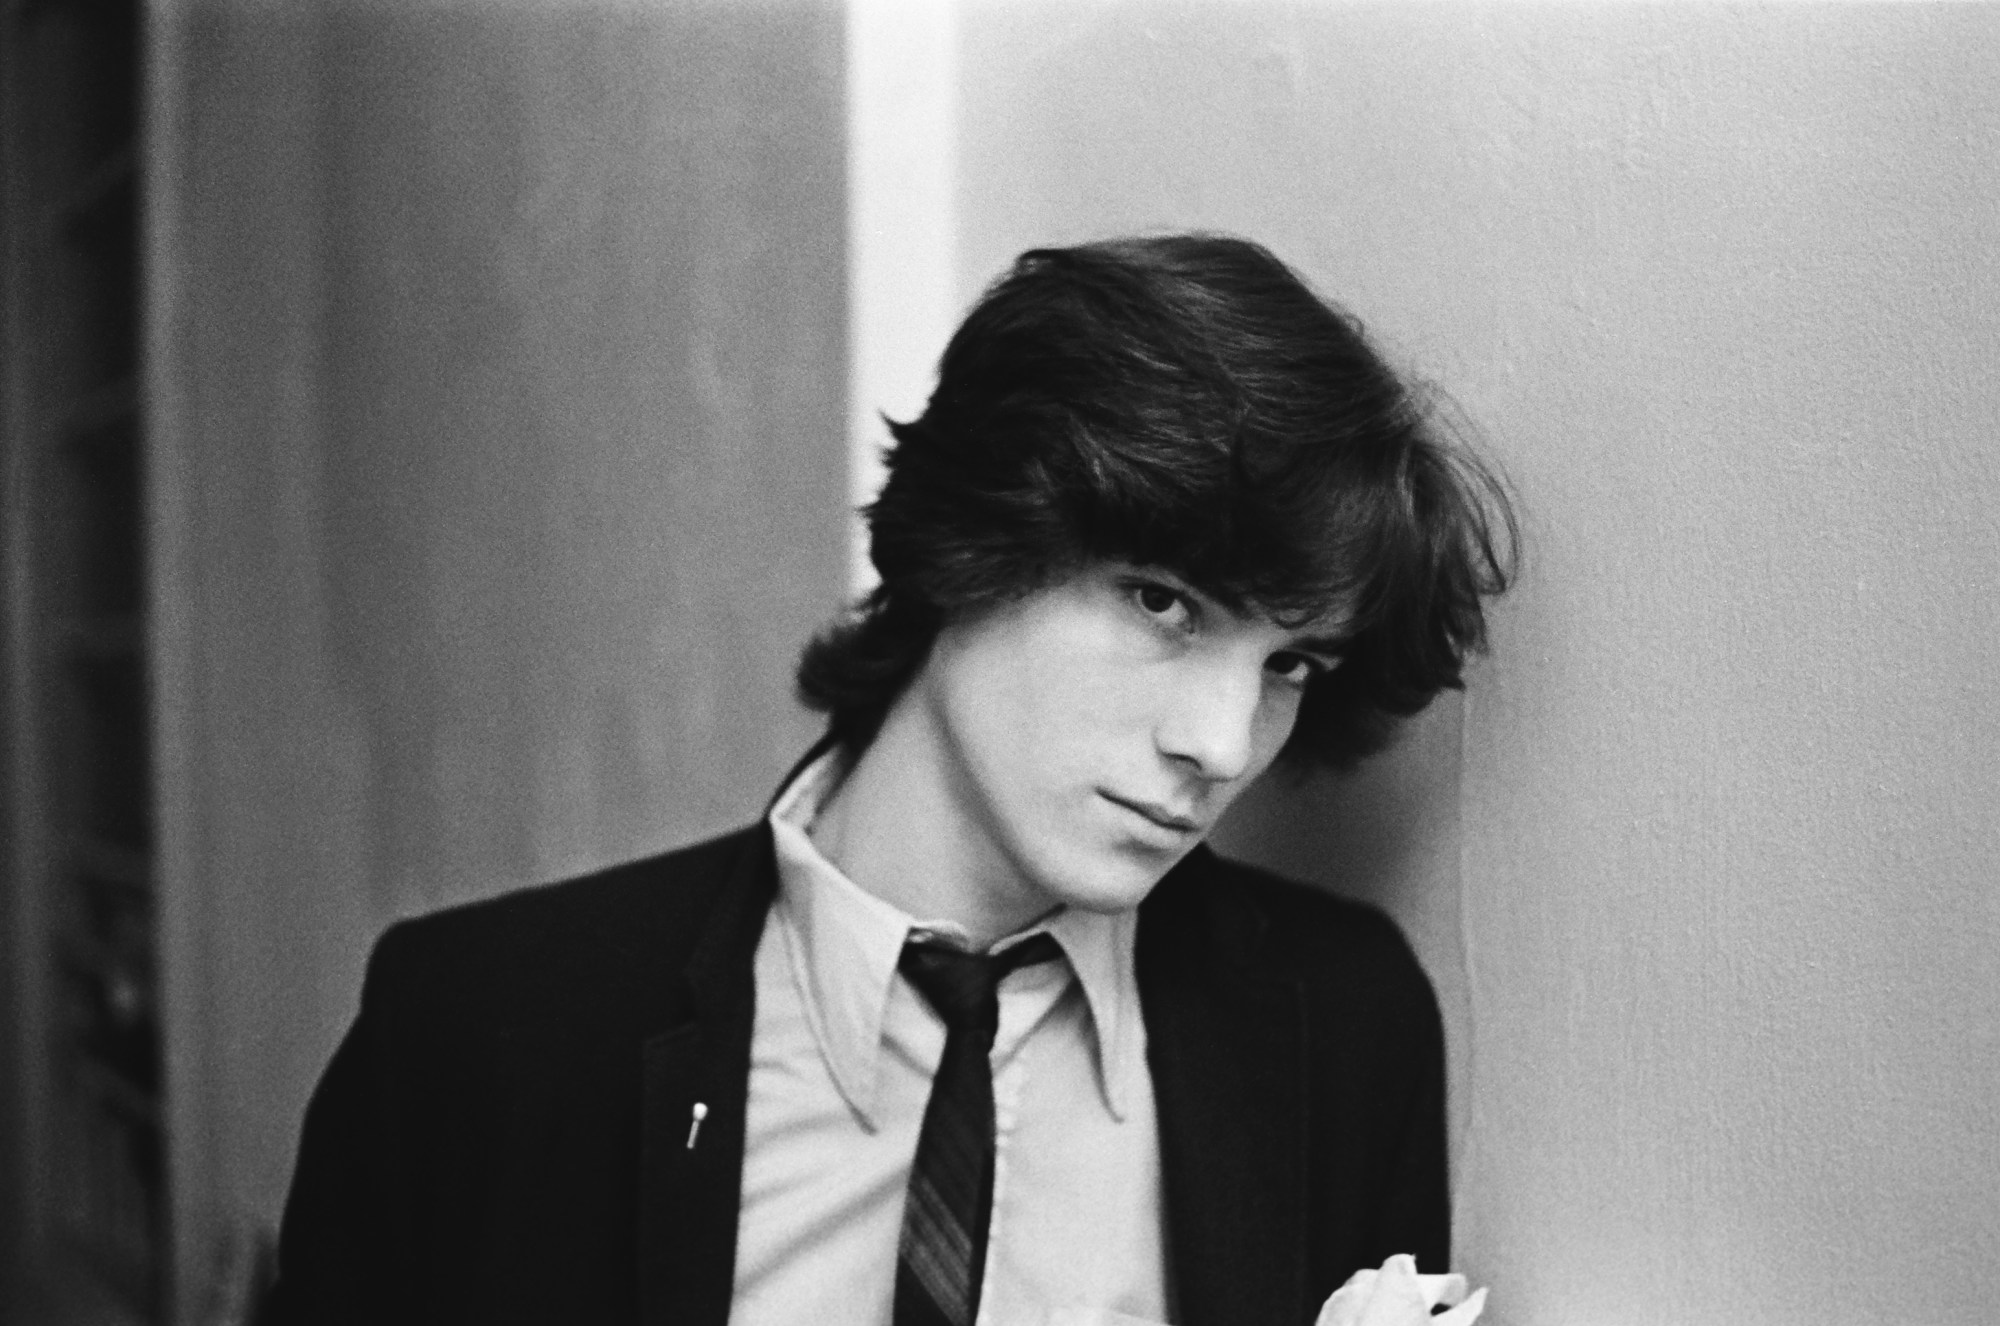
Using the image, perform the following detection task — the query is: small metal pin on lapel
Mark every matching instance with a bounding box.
[685,1101,709,1150]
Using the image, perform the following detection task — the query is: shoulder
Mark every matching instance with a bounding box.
[1217,855,1424,973]
[1171,848,1443,1040]
[359,822,768,1039]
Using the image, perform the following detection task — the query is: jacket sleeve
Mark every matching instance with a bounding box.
[259,930,423,1326]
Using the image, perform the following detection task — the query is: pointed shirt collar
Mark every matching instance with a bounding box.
[765,745,1142,1129]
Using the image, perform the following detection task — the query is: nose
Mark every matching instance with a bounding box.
[1153,651,1266,784]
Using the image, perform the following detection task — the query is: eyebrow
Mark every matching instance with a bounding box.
[1148,566,1351,653]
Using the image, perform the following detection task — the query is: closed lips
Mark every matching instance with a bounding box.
[1102,793,1199,832]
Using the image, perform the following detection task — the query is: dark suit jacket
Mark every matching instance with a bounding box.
[264,821,1448,1326]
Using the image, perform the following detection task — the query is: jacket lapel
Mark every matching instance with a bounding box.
[637,823,780,1326]
[1139,849,1309,1326]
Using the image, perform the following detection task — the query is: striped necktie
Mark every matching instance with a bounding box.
[893,932,1064,1326]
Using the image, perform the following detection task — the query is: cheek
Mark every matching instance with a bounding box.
[952,652,1112,795]
[1011,643,1142,739]
[1250,688,1305,767]
[1013,686,1123,795]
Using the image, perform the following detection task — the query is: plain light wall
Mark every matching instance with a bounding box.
[148,1,846,1314]
[952,2,2000,1323]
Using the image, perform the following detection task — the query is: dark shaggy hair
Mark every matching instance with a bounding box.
[798,233,1516,771]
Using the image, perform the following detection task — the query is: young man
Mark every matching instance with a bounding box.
[266,235,1513,1326]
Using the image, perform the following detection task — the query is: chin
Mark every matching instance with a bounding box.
[1036,846,1184,915]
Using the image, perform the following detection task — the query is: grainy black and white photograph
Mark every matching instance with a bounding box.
[1,2,1995,1324]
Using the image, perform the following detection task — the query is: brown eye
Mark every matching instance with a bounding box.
[1136,584,1179,615]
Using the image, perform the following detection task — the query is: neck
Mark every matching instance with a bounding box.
[809,685,1052,950]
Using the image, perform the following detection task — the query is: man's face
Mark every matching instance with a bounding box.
[911,562,1349,919]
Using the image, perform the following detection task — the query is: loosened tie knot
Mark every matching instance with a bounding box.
[898,932,1062,1044]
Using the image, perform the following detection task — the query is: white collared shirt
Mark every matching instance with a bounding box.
[727,748,1171,1326]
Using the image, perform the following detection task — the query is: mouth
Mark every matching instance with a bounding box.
[1100,791,1203,836]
